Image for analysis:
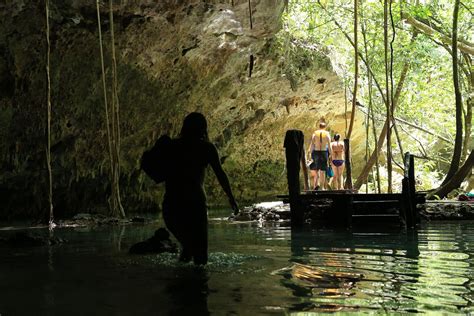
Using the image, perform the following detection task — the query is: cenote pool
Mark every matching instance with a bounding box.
[1,210,473,315]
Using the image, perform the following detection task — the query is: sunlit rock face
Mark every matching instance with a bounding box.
[0,0,365,219]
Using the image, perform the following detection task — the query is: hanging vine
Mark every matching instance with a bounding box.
[96,0,125,218]
[45,0,54,227]
[109,0,125,218]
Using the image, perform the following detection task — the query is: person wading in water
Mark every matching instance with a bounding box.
[307,121,332,190]
[163,112,239,265]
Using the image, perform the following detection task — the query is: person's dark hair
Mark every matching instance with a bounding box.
[180,112,209,141]
[334,133,340,141]
[319,122,326,128]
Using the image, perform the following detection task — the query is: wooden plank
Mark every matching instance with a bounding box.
[352,214,400,218]
[352,200,400,204]
[280,192,425,202]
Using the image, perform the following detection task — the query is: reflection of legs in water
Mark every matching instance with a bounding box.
[167,268,209,315]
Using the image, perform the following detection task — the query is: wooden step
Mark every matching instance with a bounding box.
[352,200,400,204]
[352,214,400,218]
[351,214,401,223]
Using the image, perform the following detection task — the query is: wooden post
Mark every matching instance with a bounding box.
[344,138,353,190]
[408,154,418,224]
[284,130,305,227]
[402,152,416,227]
[401,177,409,226]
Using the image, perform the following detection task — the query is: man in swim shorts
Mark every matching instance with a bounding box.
[307,121,332,190]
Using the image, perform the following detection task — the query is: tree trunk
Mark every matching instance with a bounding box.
[346,0,359,139]
[384,0,393,193]
[354,61,411,190]
[442,0,463,185]
[461,54,473,162]
[361,16,381,193]
[428,150,474,199]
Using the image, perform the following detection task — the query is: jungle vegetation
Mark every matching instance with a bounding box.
[278,0,473,197]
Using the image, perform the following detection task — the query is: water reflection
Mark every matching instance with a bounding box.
[281,227,422,313]
[279,223,474,314]
[0,220,473,314]
[166,268,210,315]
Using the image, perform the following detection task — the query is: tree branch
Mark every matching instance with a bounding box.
[401,12,474,55]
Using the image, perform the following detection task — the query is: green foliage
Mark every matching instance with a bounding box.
[269,16,332,91]
[283,0,473,192]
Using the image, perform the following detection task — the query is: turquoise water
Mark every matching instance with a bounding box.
[0,213,473,315]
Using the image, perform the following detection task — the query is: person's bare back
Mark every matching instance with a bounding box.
[331,141,344,160]
[312,129,331,151]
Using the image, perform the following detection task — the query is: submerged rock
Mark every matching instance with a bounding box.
[420,202,474,220]
[129,228,178,255]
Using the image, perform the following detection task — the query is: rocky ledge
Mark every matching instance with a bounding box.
[231,201,474,223]
[420,202,474,220]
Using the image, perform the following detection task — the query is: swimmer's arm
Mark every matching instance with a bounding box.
[209,144,239,214]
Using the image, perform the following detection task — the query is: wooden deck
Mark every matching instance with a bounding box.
[283,130,423,228]
[278,190,425,227]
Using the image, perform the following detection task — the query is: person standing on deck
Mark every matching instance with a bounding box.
[307,121,332,190]
[330,134,345,190]
[163,112,239,265]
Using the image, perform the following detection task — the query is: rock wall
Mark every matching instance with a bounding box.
[0,0,365,219]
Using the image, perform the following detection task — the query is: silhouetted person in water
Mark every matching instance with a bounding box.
[163,112,239,265]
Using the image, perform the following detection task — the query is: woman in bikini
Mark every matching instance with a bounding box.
[330,134,345,190]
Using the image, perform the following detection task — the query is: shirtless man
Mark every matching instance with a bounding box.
[307,122,332,190]
[330,134,345,190]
